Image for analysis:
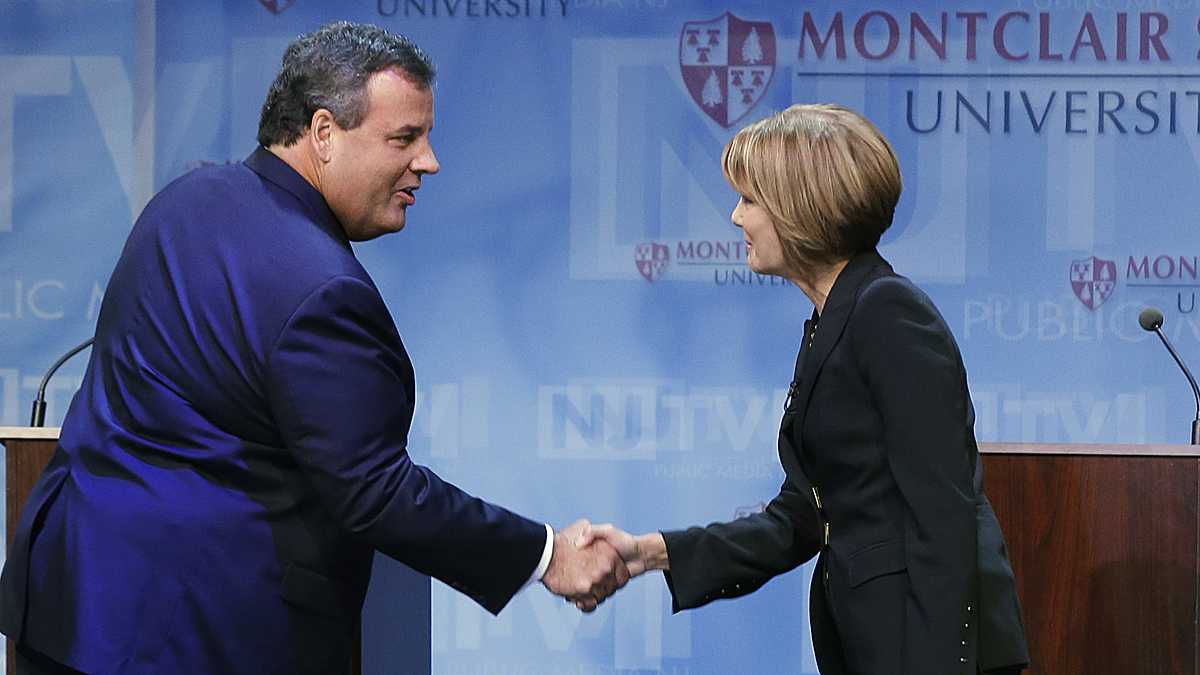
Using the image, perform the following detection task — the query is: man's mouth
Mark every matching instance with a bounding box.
[397,186,418,206]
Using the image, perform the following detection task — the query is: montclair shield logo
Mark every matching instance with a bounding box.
[635,242,670,282]
[1070,256,1117,310]
[680,12,776,128]
[258,0,295,14]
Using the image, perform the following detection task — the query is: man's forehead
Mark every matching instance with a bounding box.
[364,67,434,128]
[367,67,433,104]
[369,65,428,90]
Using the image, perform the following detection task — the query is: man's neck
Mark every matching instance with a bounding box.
[267,143,322,193]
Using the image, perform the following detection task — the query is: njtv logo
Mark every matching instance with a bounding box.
[432,578,693,671]
[409,377,491,459]
[536,378,786,459]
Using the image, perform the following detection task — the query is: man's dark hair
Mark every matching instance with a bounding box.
[257,21,435,147]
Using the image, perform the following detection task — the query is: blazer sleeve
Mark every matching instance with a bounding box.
[264,275,545,615]
[851,276,978,671]
[661,478,819,612]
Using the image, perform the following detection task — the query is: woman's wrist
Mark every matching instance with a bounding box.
[636,532,670,571]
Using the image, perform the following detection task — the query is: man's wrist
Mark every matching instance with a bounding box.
[528,524,555,588]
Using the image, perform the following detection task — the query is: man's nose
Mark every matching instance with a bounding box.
[415,144,440,175]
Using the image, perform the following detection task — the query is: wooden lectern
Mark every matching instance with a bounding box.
[0,427,431,675]
[980,442,1199,675]
[0,426,59,675]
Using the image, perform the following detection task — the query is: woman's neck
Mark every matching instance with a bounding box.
[791,259,850,316]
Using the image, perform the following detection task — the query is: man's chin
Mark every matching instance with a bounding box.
[345,218,406,242]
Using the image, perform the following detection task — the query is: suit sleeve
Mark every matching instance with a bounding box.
[264,275,545,615]
[850,277,978,671]
[661,478,819,612]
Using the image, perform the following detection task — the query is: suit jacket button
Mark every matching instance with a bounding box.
[960,658,967,663]
[963,623,969,629]
[967,604,973,612]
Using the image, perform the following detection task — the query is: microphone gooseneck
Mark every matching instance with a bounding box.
[30,337,95,427]
[1139,307,1200,445]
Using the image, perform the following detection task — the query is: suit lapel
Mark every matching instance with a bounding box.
[779,249,892,481]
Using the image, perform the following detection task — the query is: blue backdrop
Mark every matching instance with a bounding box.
[3,1,1198,673]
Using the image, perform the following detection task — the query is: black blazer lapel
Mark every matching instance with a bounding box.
[778,249,893,485]
[777,319,815,487]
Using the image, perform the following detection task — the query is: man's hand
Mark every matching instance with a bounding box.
[577,524,669,578]
[541,519,630,612]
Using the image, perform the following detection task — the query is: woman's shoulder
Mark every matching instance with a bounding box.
[855,271,937,317]
[848,270,958,354]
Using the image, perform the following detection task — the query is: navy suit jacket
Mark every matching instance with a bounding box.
[661,250,1029,674]
[0,148,545,675]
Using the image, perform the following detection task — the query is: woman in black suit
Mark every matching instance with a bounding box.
[582,104,1029,675]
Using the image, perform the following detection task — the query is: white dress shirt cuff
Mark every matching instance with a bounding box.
[525,524,554,589]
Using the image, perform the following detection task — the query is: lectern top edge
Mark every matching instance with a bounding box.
[980,441,1200,457]
[0,427,61,441]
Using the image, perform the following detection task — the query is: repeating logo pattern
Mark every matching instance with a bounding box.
[258,0,295,15]
[1070,256,1117,310]
[634,242,670,282]
[680,12,776,128]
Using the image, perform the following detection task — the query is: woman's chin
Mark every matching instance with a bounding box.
[747,258,777,277]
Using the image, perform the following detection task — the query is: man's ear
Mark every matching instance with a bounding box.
[308,108,336,162]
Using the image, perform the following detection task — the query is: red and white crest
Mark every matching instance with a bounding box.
[680,13,776,128]
[635,242,670,282]
[259,0,295,14]
[1070,256,1117,310]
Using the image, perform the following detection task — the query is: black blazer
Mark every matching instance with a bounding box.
[662,250,1029,675]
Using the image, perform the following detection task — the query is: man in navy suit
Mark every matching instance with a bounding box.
[0,22,625,675]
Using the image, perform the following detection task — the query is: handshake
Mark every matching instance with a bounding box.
[540,519,669,612]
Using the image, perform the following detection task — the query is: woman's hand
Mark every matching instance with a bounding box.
[576,524,670,578]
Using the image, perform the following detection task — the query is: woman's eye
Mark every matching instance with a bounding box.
[740,195,754,205]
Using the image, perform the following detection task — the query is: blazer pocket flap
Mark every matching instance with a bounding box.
[281,563,346,618]
[847,539,906,588]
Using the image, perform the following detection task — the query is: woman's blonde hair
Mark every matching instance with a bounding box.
[722,104,902,280]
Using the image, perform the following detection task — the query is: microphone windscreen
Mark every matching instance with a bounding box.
[1139,307,1164,331]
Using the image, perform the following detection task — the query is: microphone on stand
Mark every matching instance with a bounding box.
[30,337,94,427]
[1138,307,1200,445]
